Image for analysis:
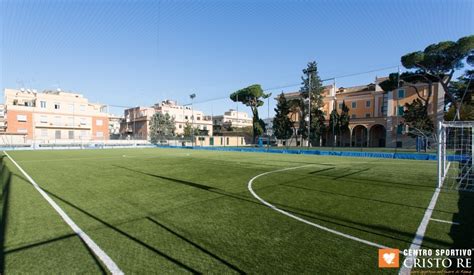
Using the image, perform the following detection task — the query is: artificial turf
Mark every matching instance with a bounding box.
[0,148,471,274]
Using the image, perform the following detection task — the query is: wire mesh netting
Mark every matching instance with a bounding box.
[438,121,474,192]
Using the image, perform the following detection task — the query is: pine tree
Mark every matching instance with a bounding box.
[299,61,326,146]
[339,101,350,146]
[273,93,293,142]
[149,113,176,144]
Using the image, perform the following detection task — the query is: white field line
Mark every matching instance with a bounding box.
[3,151,123,275]
[247,164,387,249]
[398,187,442,275]
[429,218,460,225]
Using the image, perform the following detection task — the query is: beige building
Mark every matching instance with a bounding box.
[283,76,445,148]
[3,88,109,143]
[155,100,213,136]
[120,100,213,139]
[212,109,252,129]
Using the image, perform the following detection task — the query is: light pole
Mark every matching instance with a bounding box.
[306,67,316,147]
[190,93,196,147]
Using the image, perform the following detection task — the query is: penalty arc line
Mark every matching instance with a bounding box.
[247,164,387,249]
[3,151,123,275]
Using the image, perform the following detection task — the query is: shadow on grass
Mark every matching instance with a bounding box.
[283,184,454,214]
[449,191,474,248]
[0,156,11,274]
[41,189,200,274]
[146,217,245,274]
[332,168,371,180]
[114,164,451,248]
[3,233,76,254]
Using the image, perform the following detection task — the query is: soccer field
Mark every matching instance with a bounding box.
[1,148,472,274]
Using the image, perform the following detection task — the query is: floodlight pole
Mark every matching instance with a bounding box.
[236,94,239,148]
[190,93,196,147]
[395,65,401,152]
[306,67,316,147]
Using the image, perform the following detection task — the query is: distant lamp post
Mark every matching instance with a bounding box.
[305,67,316,147]
[190,93,196,147]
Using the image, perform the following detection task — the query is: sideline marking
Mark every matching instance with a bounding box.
[429,218,459,225]
[247,164,387,249]
[398,187,442,275]
[3,151,123,275]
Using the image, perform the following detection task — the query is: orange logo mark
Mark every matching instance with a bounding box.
[378,248,400,268]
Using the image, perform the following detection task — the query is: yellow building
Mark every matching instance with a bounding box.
[282,76,444,148]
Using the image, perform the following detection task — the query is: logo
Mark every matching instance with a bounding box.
[379,248,400,268]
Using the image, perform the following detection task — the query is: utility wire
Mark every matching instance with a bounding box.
[180,65,399,106]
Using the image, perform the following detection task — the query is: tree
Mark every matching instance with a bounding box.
[273,93,293,143]
[230,84,271,143]
[400,35,474,119]
[299,61,326,146]
[183,121,200,138]
[329,109,340,146]
[339,101,350,146]
[149,113,176,144]
[403,98,434,138]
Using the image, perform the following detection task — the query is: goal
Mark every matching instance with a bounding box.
[437,121,474,191]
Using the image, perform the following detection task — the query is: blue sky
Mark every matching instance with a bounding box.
[1,0,472,117]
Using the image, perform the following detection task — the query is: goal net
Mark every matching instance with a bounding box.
[438,121,474,191]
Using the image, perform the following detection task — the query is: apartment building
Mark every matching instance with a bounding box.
[155,100,213,136]
[0,104,6,133]
[120,100,213,139]
[120,106,155,139]
[212,109,252,129]
[3,88,109,142]
[108,114,123,139]
[282,76,444,148]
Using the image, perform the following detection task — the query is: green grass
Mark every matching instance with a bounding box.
[0,148,471,274]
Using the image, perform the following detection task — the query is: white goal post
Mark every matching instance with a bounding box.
[437,121,474,191]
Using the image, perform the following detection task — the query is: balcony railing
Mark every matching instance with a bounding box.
[35,122,91,129]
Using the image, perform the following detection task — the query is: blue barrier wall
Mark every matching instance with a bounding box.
[155,145,450,161]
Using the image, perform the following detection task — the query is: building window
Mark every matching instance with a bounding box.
[68,131,74,139]
[351,114,357,119]
[351,102,357,108]
[366,100,371,107]
[226,137,229,145]
[338,103,343,109]
[55,130,61,139]
[96,131,104,138]
[96,119,103,126]
[80,105,86,111]
[17,114,27,122]
[54,116,61,125]
[365,113,370,118]
[40,115,48,123]
[40,101,47,108]
[398,89,405,99]
[179,124,182,129]
[68,104,74,112]
[41,129,48,137]
[397,124,404,134]
[398,106,404,116]
[197,117,201,121]
[80,118,87,125]
[68,117,74,125]
[17,128,27,134]
[185,116,189,120]
[54,103,60,110]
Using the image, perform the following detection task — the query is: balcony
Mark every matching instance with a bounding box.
[35,122,91,129]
